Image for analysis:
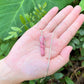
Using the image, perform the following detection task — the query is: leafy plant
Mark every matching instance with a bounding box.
[65,76,74,84]
[4,2,47,40]
[69,23,84,50]
[79,0,84,12]
[4,27,22,40]
[0,39,16,60]
[0,0,74,40]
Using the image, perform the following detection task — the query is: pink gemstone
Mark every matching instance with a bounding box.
[41,48,45,56]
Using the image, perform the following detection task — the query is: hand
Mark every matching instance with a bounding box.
[3,5,84,83]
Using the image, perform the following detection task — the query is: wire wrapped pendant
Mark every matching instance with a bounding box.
[40,30,45,56]
[40,31,54,83]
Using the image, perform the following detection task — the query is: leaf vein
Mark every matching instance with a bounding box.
[0,2,21,7]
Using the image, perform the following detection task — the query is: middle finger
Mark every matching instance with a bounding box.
[44,5,73,33]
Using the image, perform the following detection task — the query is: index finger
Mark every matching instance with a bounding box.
[34,7,59,30]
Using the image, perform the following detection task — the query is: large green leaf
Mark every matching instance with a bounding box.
[0,0,34,40]
[34,0,74,11]
[79,0,84,12]
[0,0,73,40]
[44,0,74,11]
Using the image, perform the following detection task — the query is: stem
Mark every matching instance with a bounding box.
[20,22,29,29]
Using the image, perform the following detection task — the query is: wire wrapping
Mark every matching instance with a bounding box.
[40,30,45,56]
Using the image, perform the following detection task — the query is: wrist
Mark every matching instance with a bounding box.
[0,59,22,84]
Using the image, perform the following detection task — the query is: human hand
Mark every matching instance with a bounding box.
[3,5,84,83]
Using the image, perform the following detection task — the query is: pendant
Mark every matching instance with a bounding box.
[40,30,45,56]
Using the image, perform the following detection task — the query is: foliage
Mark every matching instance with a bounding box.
[0,0,84,84]
[69,24,84,50]
[64,76,74,84]
[0,39,16,58]
[4,2,47,40]
[79,0,84,12]
[0,0,74,40]
[54,73,64,80]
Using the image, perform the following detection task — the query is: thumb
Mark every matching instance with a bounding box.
[49,46,73,75]
[60,46,73,61]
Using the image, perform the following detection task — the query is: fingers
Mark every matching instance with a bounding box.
[54,6,81,38]
[59,14,84,46]
[48,46,72,75]
[44,5,73,32]
[34,7,58,30]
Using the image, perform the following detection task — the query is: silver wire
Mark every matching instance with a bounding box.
[40,33,54,83]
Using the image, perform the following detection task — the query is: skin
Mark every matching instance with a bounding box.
[1,5,84,83]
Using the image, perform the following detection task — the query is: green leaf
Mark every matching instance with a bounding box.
[71,57,77,61]
[9,32,18,38]
[65,76,74,84]
[43,2,47,8]
[34,7,40,12]
[0,55,4,60]
[29,81,35,84]
[54,73,64,80]
[24,14,31,22]
[80,48,84,56]
[0,51,4,56]
[81,61,84,67]
[11,27,22,33]
[69,42,76,50]
[78,26,84,36]
[38,4,42,10]
[20,15,26,24]
[30,22,35,27]
[4,31,18,41]
[33,11,38,16]
[0,43,9,52]
[0,0,34,40]
[79,0,84,12]
[82,43,84,48]
[80,37,84,41]
[76,71,81,76]
[72,37,80,45]
[78,57,84,60]
[0,40,16,56]
[4,35,13,41]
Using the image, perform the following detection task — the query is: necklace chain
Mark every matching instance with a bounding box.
[40,30,54,83]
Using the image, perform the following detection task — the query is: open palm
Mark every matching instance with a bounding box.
[4,5,84,82]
